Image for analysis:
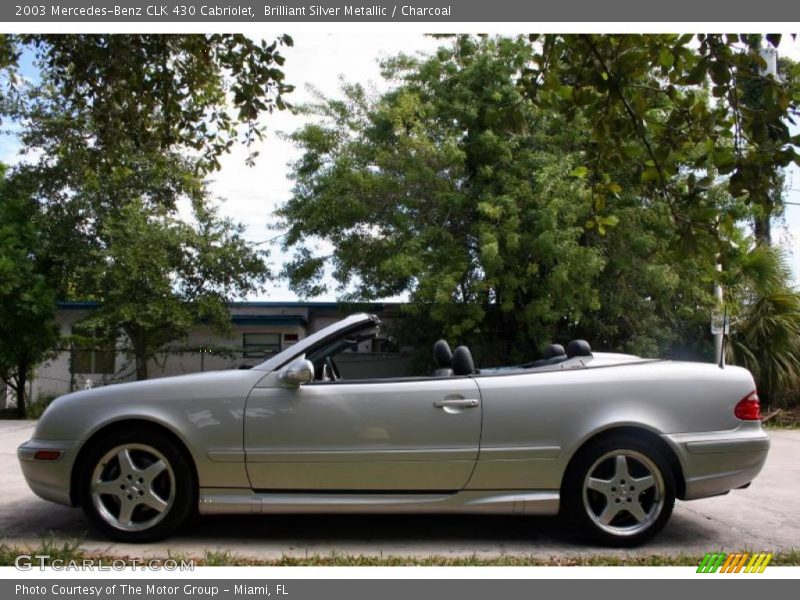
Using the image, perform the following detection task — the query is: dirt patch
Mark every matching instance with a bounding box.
[763,406,800,429]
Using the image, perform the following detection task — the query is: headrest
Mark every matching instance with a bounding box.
[543,343,566,359]
[433,339,453,367]
[566,339,592,358]
[451,346,475,376]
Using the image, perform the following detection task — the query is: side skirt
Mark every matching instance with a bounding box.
[198,489,559,516]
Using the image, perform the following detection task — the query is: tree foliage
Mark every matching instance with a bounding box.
[9,34,293,170]
[522,34,800,243]
[572,188,717,359]
[724,245,800,406]
[0,166,59,416]
[281,38,607,361]
[0,34,290,381]
[7,34,293,285]
[278,37,732,364]
[80,197,268,380]
[279,34,800,404]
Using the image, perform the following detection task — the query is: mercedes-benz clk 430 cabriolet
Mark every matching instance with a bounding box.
[18,313,769,546]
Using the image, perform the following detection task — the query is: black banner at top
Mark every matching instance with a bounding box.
[3,0,800,23]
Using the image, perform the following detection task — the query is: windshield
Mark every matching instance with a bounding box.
[252,312,379,372]
[304,325,380,381]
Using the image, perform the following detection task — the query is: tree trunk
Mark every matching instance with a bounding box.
[754,214,772,246]
[129,329,149,380]
[134,348,149,380]
[754,187,778,246]
[15,362,28,419]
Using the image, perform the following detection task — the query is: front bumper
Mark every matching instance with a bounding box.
[664,424,770,500]
[17,439,79,506]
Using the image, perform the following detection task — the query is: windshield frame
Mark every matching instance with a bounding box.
[252,312,380,372]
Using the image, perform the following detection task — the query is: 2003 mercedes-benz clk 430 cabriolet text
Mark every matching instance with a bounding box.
[18,313,770,546]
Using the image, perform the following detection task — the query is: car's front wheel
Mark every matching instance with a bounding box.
[78,428,195,542]
[562,435,676,546]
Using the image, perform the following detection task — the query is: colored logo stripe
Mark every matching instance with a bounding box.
[745,553,773,573]
[733,553,749,573]
[696,552,772,573]
[697,553,725,573]
[720,553,737,572]
[696,553,713,573]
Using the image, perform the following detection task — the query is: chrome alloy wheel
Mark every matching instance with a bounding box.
[581,449,665,537]
[90,443,176,532]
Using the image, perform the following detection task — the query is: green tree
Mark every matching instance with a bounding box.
[8,34,293,292]
[0,34,20,108]
[521,33,800,396]
[0,166,59,417]
[279,37,614,363]
[521,34,799,247]
[0,35,291,380]
[81,197,268,381]
[573,188,717,359]
[0,34,16,70]
[279,35,797,373]
[7,34,294,171]
[724,244,800,406]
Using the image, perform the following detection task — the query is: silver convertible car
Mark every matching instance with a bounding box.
[18,313,769,546]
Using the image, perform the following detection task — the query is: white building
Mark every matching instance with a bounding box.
[10,301,409,405]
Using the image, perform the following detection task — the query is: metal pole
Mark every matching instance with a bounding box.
[714,260,724,365]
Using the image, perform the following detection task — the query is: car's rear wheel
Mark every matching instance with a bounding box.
[562,435,675,546]
[78,429,195,542]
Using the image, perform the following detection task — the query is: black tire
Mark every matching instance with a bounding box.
[78,428,196,543]
[561,435,676,547]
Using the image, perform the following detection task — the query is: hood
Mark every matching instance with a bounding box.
[33,368,269,442]
[45,368,267,411]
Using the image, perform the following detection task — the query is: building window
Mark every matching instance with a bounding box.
[283,333,299,347]
[71,326,115,374]
[243,333,281,358]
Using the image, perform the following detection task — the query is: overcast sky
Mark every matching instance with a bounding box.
[3,33,800,301]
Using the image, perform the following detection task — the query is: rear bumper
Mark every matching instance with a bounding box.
[17,439,78,506]
[664,425,770,501]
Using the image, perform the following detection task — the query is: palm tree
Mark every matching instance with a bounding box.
[724,244,800,407]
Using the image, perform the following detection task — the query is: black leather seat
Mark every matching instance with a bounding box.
[452,346,477,375]
[543,343,566,359]
[566,339,592,358]
[433,339,454,377]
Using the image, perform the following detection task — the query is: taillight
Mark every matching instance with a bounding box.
[734,391,761,421]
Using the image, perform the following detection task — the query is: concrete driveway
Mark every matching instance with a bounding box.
[1,420,798,560]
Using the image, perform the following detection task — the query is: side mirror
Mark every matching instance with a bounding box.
[278,358,316,388]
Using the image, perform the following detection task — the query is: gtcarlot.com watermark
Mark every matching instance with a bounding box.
[14,554,195,571]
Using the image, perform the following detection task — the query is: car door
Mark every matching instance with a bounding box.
[244,376,482,491]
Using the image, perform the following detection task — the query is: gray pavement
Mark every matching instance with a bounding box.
[1,420,798,560]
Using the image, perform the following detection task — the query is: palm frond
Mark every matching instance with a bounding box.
[726,245,800,406]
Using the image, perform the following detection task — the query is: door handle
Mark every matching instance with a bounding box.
[434,398,480,409]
